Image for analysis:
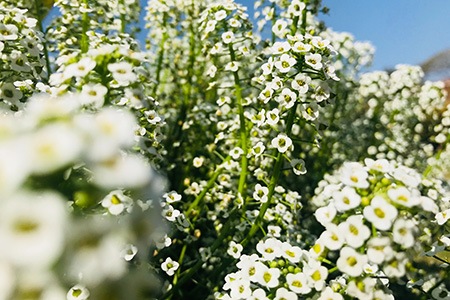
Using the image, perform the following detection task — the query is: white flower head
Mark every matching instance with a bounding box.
[336,246,368,277]
[332,186,361,212]
[339,162,369,189]
[161,257,179,276]
[256,238,283,261]
[253,183,269,203]
[274,54,297,73]
[338,215,370,248]
[64,57,96,78]
[0,191,68,269]
[163,191,182,204]
[67,284,90,300]
[80,83,107,109]
[363,196,398,230]
[101,190,133,215]
[271,133,293,153]
[108,61,137,86]
[227,241,243,259]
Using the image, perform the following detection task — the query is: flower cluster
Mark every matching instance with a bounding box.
[0,93,163,299]
[0,5,46,110]
[47,0,141,54]
[46,32,165,164]
[217,238,332,300]
[312,158,450,298]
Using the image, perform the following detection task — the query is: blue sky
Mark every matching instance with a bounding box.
[48,1,450,75]
[235,0,450,73]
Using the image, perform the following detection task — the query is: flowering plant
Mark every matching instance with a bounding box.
[0,0,449,299]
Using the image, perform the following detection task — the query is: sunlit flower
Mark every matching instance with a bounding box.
[161,257,179,276]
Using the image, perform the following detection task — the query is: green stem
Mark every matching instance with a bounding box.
[228,44,249,198]
[80,0,89,53]
[34,0,52,81]
[162,211,237,299]
[119,0,126,33]
[152,13,168,95]
[172,244,188,286]
[186,164,225,217]
[241,9,306,247]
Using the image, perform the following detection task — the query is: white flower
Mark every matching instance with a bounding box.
[227,241,243,259]
[161,257,179,276]
[274,287,297,300]
[317,287,343,300]
[256,238,282,261]
[336,246,368,277]
[332,186,361,212]
[392,218,416,248]
[391,165,421,187]
[387,186,420,207]
[0,82,23,105]
[305,53,323,70]
[286,272,311,294]
[281,242,303,263]
[214,10,227,21]
[347,277,377,299]
[67,284,90,300]
[274,54,297,73]
[229,278,252,299]
[291,73,311,94]
[363,196,398,230]
[78,108,137,161]
[253,183,269,203]
[0,260,14,300]
[250,141,265,157]
[383,253,407,278]
[319,224,344,251]
[121,244,138,261]
[436,208,450,225]
[29,123,83,175]
[0,24,19,41]
[0,191,68,269]
[290,158,307,175]
[292,41,312,54]
[249,288,269,300]
[271,41,291,54]
[339,162,369,188]
[163,191,182,203]
[230,147,244,160]
[224,61,240,72]
[364,158,392,173]
[80,83,107,109]
[266,108,280,126]
[367,237,394,264]
[145,109,162,125]
[101,190,133,215]
[162,205,181,222]
[193,156,205,168]
[338,215,370,248]
[258,87,274,103]
[304,261,328,291]
[221,31,235,44]
[91,153,152,189]
[256,265,281,288]
[108,61,137,86]
[288,0,306,17]
[64,57,96,78]
[271,133,293,153]
[314,204,337,227]
[272,19,288,38]
[0,140,30,196]
[236,255,262,282]
[278,88,297,109]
